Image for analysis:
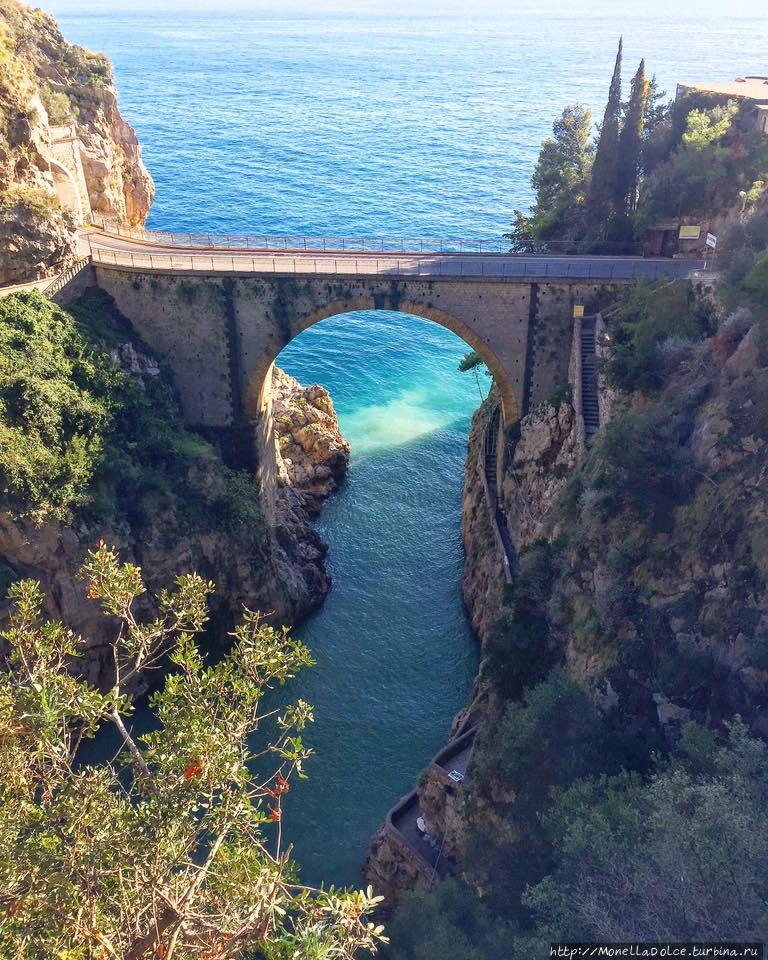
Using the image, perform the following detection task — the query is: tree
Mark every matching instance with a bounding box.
[638,102,747,223]
[458,351,487,401]
[519,722,768,946]
[531,104,594,212]
[506,105,593,249]
[503,210,538,253]
[0,544,386,959]
[639,75,672,176]
[587,38,623,230]
[616,59,649,215]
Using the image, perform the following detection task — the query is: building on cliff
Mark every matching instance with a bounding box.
[677,76,768,135]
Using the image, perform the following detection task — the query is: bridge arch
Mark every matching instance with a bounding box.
[245,296,519,428]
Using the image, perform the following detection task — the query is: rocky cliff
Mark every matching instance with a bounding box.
[0,290,348,693]
[0,0,153,282]
[272,367,351,516]
[368,290,768,910]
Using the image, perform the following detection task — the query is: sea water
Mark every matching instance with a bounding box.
[54,3,766,886]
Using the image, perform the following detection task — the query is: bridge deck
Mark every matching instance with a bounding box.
[88,232,708,282]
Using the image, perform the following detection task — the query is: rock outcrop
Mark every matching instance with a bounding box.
[499,399,581,549]
[459,397,507,643]
[272,368,350,516]
[363,827,436,905]
[0,491,326,693]
[0,324,347,693]
[0,0,153,282]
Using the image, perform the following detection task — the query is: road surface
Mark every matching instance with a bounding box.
[87,231,708,282]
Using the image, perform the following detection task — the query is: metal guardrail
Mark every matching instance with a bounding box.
[89,214,649,257]
[90,214,510,254]
[43,257,91,298]
[89,246,698,282]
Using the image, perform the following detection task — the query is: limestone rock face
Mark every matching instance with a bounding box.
[73,85,154,225]
[0,353,344,693]
[363,827,435,907]
[500,399,581,549]
[0,194,76,284]
[272,367,351,516]
[460,397,506,641]
[0,0,154,282]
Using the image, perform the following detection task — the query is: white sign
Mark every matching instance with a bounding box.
[706,233,718,249]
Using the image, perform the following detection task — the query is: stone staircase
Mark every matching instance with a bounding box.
[580,317,600,440]
[482,406,517,576]
[484,406,500,495]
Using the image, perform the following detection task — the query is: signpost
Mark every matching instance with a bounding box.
[679,225,701,241]
[573,304,585,319]
[705,233,717,269]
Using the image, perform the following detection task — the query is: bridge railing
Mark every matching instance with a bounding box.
[43,257,91,298]
[90,214,510,254]
[89,246,705,281]
[89,214,651,257]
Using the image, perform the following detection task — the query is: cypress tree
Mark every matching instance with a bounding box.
[616,58,649,214]
[587,37,623,230]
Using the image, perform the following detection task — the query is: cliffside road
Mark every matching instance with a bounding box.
[87,231,707,282]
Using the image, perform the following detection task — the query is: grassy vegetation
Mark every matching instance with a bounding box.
[0,183,67,221]
[0,289,264,537]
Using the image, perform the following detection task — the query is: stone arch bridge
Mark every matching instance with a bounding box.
[83,230,704,512]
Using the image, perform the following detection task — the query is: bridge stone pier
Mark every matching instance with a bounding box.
[93,264,608,511]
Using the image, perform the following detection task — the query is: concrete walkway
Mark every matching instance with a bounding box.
[0,278,50,299]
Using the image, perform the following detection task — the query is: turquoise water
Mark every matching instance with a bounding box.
[53,4,766,887]
[272,312,481,885]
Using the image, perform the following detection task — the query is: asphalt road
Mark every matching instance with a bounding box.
[88,231,708,282]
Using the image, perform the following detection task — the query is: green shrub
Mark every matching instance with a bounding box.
[40,83,73,124]
[212,472,264,535]
[743,250,768,310]
[0,291,119,520]
[0,183,64,221]
[546,381,573,408]
[520,722,768,945]
[655,636,716,703]
[486,667,605,795]
[606,283,716,393]
[591,404,695,524]
[0,291,265,542]
[485,540,562,700]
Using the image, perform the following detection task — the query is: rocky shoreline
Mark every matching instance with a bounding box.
[272,367,351,517]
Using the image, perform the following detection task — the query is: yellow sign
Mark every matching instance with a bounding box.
[679,225,701,240]
[573,304,585,318]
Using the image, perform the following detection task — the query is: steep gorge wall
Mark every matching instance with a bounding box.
[0,0,153,282]
[0,295,349,692]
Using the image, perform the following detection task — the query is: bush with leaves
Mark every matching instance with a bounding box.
[0,290,264,536]
[0,544,385,959]
[604,281,716,394]
[517,722,768,948]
